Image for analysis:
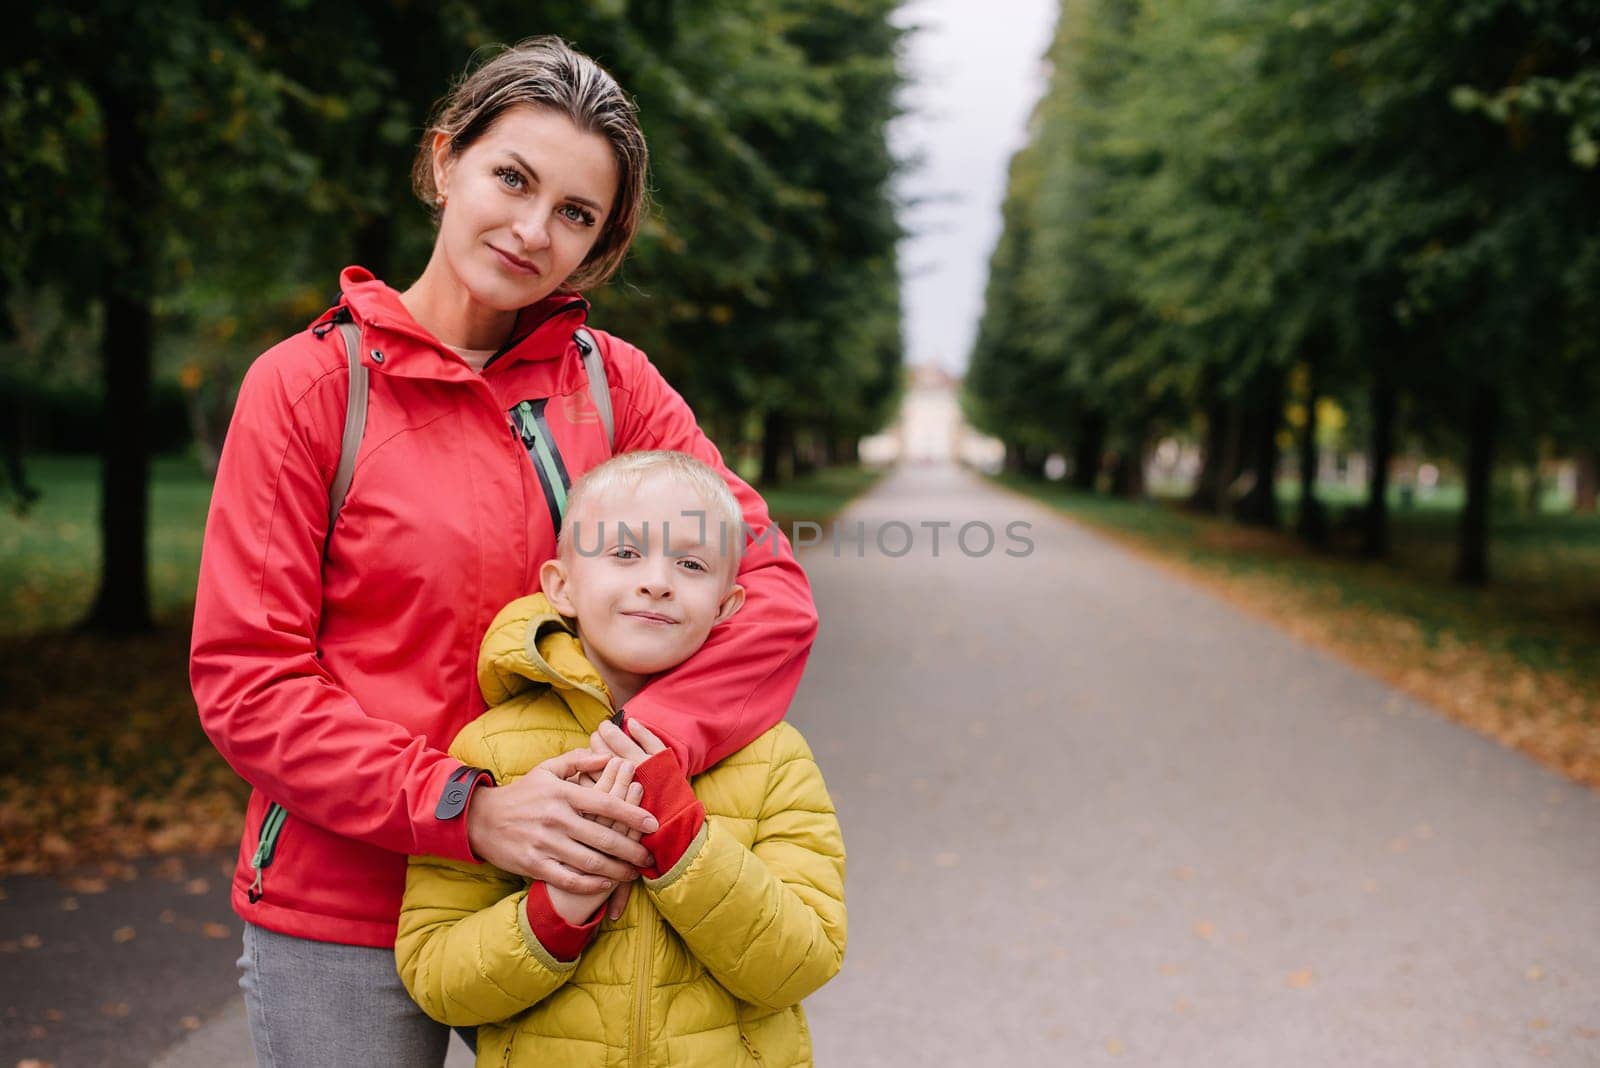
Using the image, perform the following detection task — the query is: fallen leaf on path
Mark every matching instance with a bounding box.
[1105,1038,1125,1056]
[19,933,41,949]
[932,852,959,869]
[112,926,136,944]
[179,1016,201,1031]
[1576,1026,1598,1040]
[98,1002,129,1018]
[184,878,210,895]
[67,876,107,894]
[44,1010,62,1022]
[27,1026,47,1039]
[1286,969,1316,989]
[1414,824,1433,840]
[1526,966,1545,982]
[1172,867,1195,881]
[1388,837,1409,854]
[59,898,77,912]
[1530,1018,1550,1030]
[1174,998,1193,1013]
[1159,963,1181,977]
[18,1060,56,1068]
[1193,920,1217,942]
[202,922,231,940]
[1362,879,1379,893]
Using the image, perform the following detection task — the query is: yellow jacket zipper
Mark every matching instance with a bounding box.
[632,909,654,1068]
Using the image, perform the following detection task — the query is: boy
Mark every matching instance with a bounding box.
[397,450,846,1066]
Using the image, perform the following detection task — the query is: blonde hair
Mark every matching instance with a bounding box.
[412,36,649,290]
[560,451,745,569]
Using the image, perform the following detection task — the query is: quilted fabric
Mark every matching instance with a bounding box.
[397,595,847,1066]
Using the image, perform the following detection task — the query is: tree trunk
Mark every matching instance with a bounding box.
[1235,376,1282,529]
[1454,382,1498,587]
[85,80,156,633]
[1070,410,1107,491]
[1187,395,1228,514]
[1110,426,1148,499]
[1295,356,1328,547]
[759,409,792,485]
[1575,447,1598,513]
[1361,375,1396,559]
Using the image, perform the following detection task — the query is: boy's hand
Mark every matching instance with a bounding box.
[547,758,643,924]
[592,717,668,763]
[585,719,669,919]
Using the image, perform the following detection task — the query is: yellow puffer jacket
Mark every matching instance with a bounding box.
[396,595,846,1067]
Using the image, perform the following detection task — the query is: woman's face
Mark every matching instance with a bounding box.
[431,105,618,310]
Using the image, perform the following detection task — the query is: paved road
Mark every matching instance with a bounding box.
[793,463,1600,1066]
[5,461,1597,1066]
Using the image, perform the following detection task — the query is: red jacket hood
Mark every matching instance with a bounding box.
[332,266,590,380]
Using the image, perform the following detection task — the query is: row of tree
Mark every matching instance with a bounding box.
[964,0,1600,584]
[3,0,905,630]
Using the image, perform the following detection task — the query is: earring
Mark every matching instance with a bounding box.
[435,192,446,207]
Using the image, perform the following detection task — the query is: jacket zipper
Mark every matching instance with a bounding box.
[631,909,654,1068]
[246,802,287,903]
[740,1032,764,1061]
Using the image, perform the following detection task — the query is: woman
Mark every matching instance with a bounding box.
[190,37,816,1067]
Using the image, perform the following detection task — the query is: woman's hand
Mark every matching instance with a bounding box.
[465,749,657,894]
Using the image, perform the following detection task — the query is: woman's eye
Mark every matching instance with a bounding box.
[559,203,597,227]
[495,167,524,190]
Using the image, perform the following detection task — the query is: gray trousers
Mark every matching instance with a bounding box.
[238,922,452,1068]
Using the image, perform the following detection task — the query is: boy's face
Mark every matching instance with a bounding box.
[540,472,744,695]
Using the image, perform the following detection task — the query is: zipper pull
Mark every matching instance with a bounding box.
[247,867,264,904]
[740,1034,763,1060]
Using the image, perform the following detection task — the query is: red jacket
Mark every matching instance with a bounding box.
[190,267,816,947]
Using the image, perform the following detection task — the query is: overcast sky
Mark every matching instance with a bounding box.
[890,0,1059,373]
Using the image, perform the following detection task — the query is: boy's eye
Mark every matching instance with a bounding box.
[677,557,709,573]
[613,545,641,560]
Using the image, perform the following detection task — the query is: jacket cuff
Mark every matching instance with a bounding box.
[415,761,481,863]
[635,750,706,880]
[523,882,603,962]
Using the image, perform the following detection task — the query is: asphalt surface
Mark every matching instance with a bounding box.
[795,464,1600,1066]
[4,461,1597,1066]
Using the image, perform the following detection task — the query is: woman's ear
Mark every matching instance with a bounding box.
[713,583,745,626]
[430,131,454,202]
[540,558,577,616]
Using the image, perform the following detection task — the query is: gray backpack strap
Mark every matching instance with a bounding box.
[574,327,614,454]
[328,320,367,540]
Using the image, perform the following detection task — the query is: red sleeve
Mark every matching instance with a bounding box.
[189,340,473,862]
[600,334,818,776]
[633,750,707,879]
[523,882,604,961]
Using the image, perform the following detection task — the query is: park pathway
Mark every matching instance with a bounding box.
[792,462,1600,1066]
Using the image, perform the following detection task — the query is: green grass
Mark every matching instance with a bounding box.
[1,455,215,634]
[998,473,1600,692]
[761,465,885,533]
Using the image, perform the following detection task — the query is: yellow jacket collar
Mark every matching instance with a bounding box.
[476,594,615,733]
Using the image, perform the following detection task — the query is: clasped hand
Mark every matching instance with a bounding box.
[463,718,667,923]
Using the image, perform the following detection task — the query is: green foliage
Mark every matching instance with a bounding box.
[3,1,906,469]
[968,0,1600,576]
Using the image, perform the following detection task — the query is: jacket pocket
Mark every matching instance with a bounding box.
[246,801,288,903]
